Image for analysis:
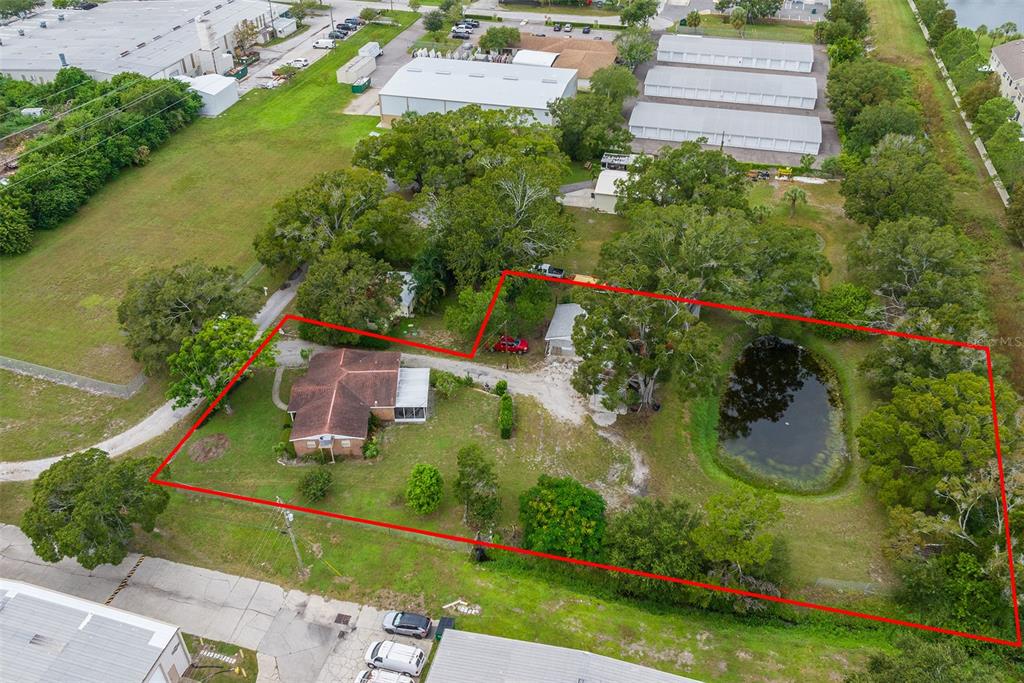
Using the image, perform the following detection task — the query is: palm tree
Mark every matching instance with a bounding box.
[686,10,702,28]
[783,187,807,217]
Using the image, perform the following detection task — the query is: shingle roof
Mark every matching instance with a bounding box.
[993,39,1024,81]
[0,580,178,683]
[629,101,822,144]
[288,349,400,440]
[644,65,818,100]
[428,629,703,683]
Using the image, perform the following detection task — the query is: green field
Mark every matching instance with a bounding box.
[682,19,817,44]
[0,13,420,384]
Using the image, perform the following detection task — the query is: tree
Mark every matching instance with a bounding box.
[614,28,655,70]
[0,0,33,20]
[619,0,658,27]
[426,160,575,289]
[1008,182,1024,248]
[686,10,702,27]
[845,636,1014,683]
[973,97,1016,141]
[549,93,632,162]
[452,444,501,527]
[826,59,911,134]
[233,18,260,54]
[294,247,402,345]
[253,168,387,268]
[117,261,262,375]
[782,186,806,216]
[0,200,33,255]
[589,65,638,105]
[730,7,747,33]
[960,76,999,121]
[519,475,606,560]
[478,26,521,51]
[928,8,957,47]
[615,141,748,214]
[715,0,784,22]
[423,9,445,34]
[409,0,420,10]
[288,0,319,27]
[985,120,1024,190]
[858,372,1021,511]
[406,463,444,514]
[603,499,707,601]
[827,36,864,65]
[813,283,876,340]
[349,194,425,266]
[840,134,951,226]
[166,315,276,408]
[445,1,464,27]
[826,0,870,38]
[845,99,924,157]
[359,7,380,21]
[22,450,169,570]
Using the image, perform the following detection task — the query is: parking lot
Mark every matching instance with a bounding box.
[314,604,436,683]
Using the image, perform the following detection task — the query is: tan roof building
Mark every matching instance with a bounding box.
[516,35,618,80]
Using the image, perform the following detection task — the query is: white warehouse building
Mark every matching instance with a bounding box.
[378,58,578,126]
[657,34,814,73]
[644,65,818,110]
[629,101,822,155]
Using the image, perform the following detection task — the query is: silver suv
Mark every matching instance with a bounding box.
[381,611,432,639]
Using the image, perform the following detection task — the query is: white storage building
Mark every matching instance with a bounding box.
[657,34,814,73]
[176,74,239,116]
[629,101,822,155]
[0,579,191,683]
[644,65,817,110]
[544,303,586,356]
[378,58,578,126]
[592,169,629,213]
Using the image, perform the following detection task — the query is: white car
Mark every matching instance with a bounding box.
[313,38,336,49]
[354,670,414,683]
[364,641,426,677]
[288,57,310,68]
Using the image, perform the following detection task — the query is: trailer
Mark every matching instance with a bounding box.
[337,55,376,85]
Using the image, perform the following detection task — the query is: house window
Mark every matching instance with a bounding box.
[396,406,426,420]
[340,440,351,448]
[306,441,316,449]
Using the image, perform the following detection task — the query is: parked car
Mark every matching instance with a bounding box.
[288,57,310,67]
[533,263,566,278]
[532,32,547,37]
[451,30,471,40]
[355,671,414,683]
[455,23,475,33]
[346,17,367,25]
[382,611,432,639]
[462,18,480,27]
[493,335,529,354]
[328,30,348,39]
[336,22,351,29]
[76,1,98,8]
[564,24,573,32]
[553,23,562,31]
[582,25,591,34]
[364,641,426,677]
[312,39,335,49]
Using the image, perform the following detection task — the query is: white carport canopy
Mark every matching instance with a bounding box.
[512,49,560,67]
[628,101,822,155]
[644,65,817,110]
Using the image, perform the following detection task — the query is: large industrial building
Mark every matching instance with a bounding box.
[628,101,822,155]
[644,65,818,110]
[377,58,578,126]
[0,0,290,83]
[657,34,814,73]
[0,579,191,683]
[428,629,702,683]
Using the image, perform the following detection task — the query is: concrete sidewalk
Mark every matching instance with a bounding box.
[0,524,432,683]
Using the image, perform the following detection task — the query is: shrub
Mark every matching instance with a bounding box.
[359,7,380,21]
[0,201,33,255]
[406,463,444,514]
[814,283,876,340]
[494,379,508,396]
[432,370,462,399]
[299,467,333,502]
[363,437,380,459]
[498,393,514,439]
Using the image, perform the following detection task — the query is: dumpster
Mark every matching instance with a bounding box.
[351,76,371,93]
[435,617,454,641]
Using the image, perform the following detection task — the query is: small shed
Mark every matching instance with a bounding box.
[271,16,297,39]
[174,74,239,117]
[545,303,586,356]
[512,49,560,67]
[338,55,376,84]
[592,169,629,213]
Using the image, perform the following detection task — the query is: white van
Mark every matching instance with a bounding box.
[364,641,426,676]
[313,39,336,49]
[354,669,414,683]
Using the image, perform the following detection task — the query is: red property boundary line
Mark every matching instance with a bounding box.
[149,270,1022,647]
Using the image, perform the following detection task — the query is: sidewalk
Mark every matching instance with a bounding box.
[0,524,432,683]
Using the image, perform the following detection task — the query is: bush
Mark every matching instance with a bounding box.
[0,201,33,255]
[498,393,514,439]
[406,463,444,514]
[814,283,876,340]
[359,7,380,21]
[432,370,462,399]
[299,467,333,502]
[363,436,380,459]
[494,379,508,396]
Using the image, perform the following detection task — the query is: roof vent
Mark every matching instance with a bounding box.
[407,67,422,73]
[39,20,47,28]
[57,13,64,21]
[541,78,557,83]
[120,50,130,57]
[136,42,146,49]
[173,24,181,30]
[469,73,484,78]
[436,70,451,75]
[17,28,24,36]
[502,76,519,81]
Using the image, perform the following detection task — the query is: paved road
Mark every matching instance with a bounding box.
[0,524,432,683]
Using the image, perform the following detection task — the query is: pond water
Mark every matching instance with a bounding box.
[718,337,845,490]
[944,0,1023,30]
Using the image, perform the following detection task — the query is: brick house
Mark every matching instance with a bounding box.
[287,349,430,461]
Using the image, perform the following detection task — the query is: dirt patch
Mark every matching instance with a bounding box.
[190,434,230,462]
[371,588,427,614]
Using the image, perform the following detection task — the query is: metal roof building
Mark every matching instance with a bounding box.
[512,49,560,67]
[644,65,817,110]
[0,579,190,683]
[427,629,703,683]
[378,58,578,126]
[544,303,586,355]
[629,101,822,155]
[657,34,814,73]
[0,0,288,83]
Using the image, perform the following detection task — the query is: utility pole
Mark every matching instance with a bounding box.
[276,497,303,575]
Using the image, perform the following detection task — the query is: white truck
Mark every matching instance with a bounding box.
[359,41,383,59]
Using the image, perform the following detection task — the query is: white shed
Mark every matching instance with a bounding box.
[545,303,586,356]
[628,101,822,155]
[657,34,814,73]
[175,74,239,117]
[512,49,560,67]
[592,169,629,213]
[644,65,817,110]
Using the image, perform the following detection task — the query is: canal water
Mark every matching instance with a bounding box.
[944,0,1023,30]
[718,337,845,490]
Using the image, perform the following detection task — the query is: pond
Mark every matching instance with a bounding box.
[717,336,847,492]
[944,0,1023,30]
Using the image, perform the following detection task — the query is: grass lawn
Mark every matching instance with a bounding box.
[0,371,170,461]
[410,34,465,53]
[0,12,420,384]
[682,20,816,44]
[555,207,627,277]
[507,4,620,18]
[183,634,258,682]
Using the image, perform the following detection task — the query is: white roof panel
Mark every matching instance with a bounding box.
[645,65,817,100]
[545,303,586,341]
[593,170,629,197]
[658,34,814,65]
[512,49,560,67]
[396,367,430,408]
[379,58,577,111]
[629,101,822,144]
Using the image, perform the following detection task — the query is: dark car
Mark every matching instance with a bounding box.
[382,611,432,639]
[336,23,350,29]
[77,1,98,8]
[492,335,529,354]
[346,17,366,25]
[553,23,562,31]
[328,30,348,39]
[463,19,480,27]
[451,30,471,40]
[582,25,591,34]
